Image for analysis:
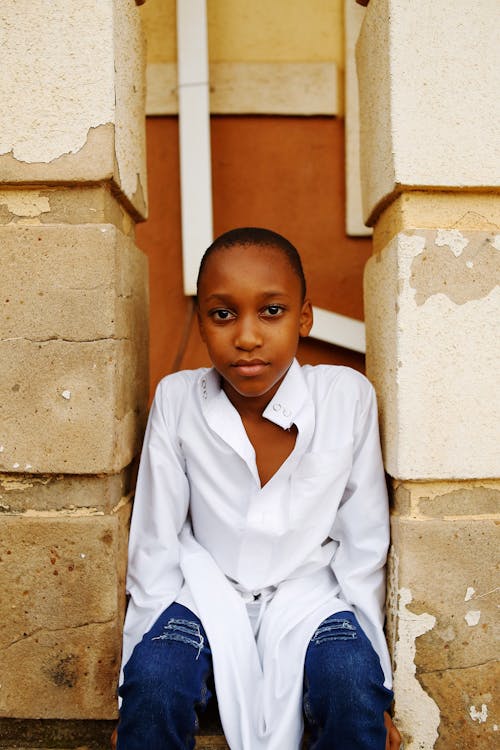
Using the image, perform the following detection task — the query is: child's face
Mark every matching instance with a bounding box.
[197,243,313,406]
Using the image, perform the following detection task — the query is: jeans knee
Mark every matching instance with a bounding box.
[121,611,212,716]
[304,613,386,711]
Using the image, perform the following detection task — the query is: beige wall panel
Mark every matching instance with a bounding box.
[0,508,130,718]
[145,61,338,115]
[0,338,147,474]
[0,1,147,218]
[357,0,500,224]
[364,230,500,479]
[388,513,499,748]
[140,0,342,65]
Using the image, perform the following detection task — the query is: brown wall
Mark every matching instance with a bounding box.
[137,116,372,397]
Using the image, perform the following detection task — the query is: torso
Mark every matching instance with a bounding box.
[241,415,298,487]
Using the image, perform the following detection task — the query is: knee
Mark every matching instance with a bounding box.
[304,615,384,710]
[121,635,210,713]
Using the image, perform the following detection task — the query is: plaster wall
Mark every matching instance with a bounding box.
[0,0,147,217]
[365,228,500,479]
[357,0,500,224]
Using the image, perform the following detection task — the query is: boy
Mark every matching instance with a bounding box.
[116,228,401,749]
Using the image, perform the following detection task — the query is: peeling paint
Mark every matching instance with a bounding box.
[21,508,104,517]
[0,190,50,218]
[464,610,481,626]
[0,479,33,492]
[0,2,115,164]
[393,587,440,749]
[410,230,500,306]
[492,234,500,251]
[464,586,475,601]
[373,232,500,478]
[113,0,147,204]
[435,228,469,257]
[469,704,488,723]
[61,390,71,400]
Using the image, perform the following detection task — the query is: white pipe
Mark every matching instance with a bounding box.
[177,0,213,295]
[310,306,366,353]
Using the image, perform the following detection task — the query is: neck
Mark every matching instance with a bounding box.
[222,380,281,422]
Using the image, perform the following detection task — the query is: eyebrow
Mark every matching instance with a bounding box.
[202,290,292,304]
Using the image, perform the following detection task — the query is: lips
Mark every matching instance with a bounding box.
[231,359,269,376]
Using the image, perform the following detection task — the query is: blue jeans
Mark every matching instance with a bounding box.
[117,604,393,750]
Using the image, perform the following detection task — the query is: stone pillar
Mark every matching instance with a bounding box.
[0,0,148,744]
[357,1,499,747]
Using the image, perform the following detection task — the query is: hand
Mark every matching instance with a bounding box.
[110,726,118,750]
[385,711,402,750]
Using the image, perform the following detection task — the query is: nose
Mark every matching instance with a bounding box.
[234,314,263,351]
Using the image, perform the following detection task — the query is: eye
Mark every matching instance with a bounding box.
[261,304,285,318]
[211,308,235,321]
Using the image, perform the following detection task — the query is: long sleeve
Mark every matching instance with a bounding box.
[121,379,190,673]
[329,382,392,685]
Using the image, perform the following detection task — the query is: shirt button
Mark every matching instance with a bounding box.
[201,378,207,399]
[283,407,291,418]
[273,403,281,412]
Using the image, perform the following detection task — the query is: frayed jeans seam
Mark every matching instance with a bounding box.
[151,617,205,660]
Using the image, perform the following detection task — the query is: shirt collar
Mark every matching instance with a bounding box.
[262,359,311,430]
[199,358,312,431]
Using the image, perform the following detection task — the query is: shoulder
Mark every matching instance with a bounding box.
[301,364,375,405]
[155,367,210,393]
[153,367,211,415]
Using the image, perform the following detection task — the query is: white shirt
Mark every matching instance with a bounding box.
[121,360,392,750]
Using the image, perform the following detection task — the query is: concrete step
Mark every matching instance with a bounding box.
[0,734,229,750]
[0,714,230,749]
[0,740,229,750]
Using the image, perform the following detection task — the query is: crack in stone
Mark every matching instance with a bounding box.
[418,658,497,676]
[1,336,129,343]
[2,618,116,650]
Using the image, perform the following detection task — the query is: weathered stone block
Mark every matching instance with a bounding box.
[357,0,500,223]
[1,224,147,342]
[392,480,500,519]
[0,1,147,218]
[0,507,130,719]
[0,467,135,514]
[0,187,135,238]
[0,339,147,474]
[365,229,500,479]
[421,663,499,749]
[0,224,148,474]
[387,515,499,747]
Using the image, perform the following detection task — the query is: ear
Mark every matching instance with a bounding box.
[299,299,313,338]
[196,306,207,343]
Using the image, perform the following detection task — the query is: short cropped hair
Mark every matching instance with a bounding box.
[196,227,307,300]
